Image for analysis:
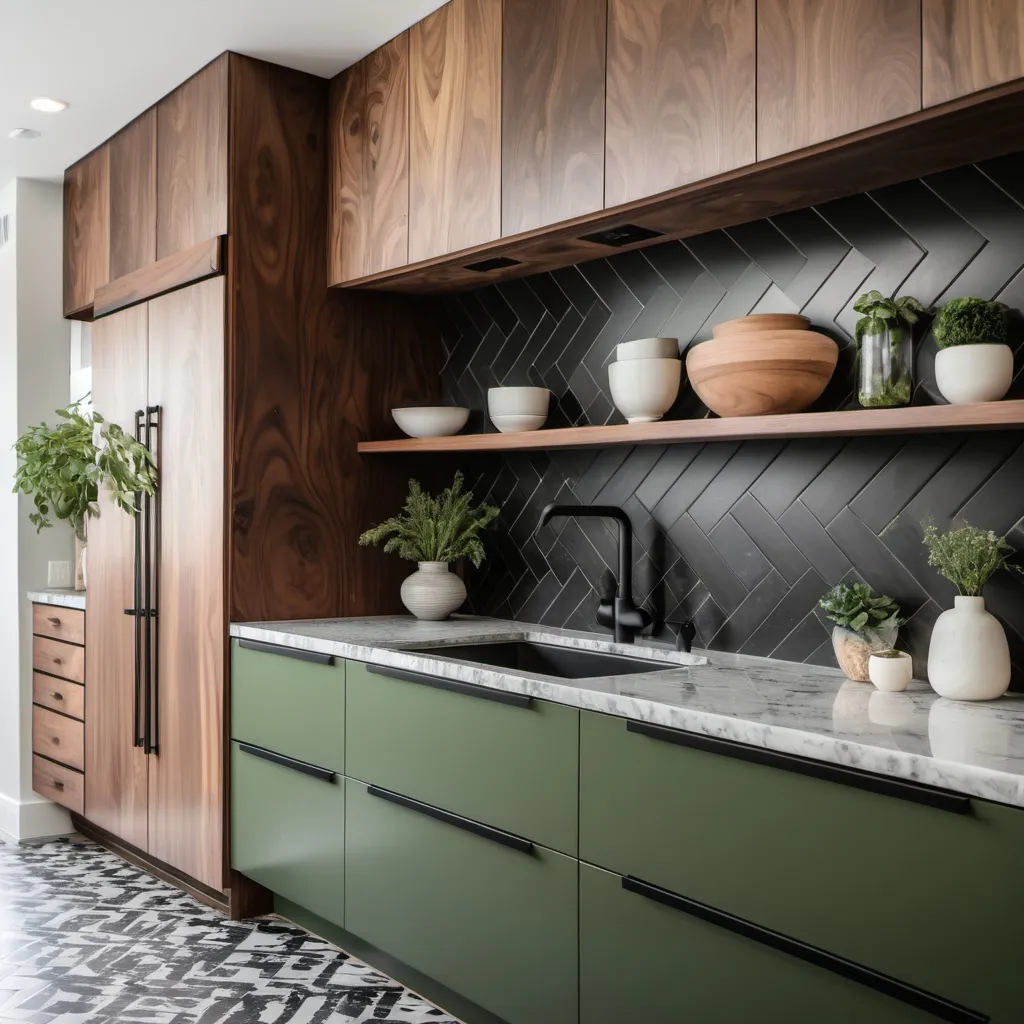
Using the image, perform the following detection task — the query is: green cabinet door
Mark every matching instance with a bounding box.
[345,779,578,1024]
[231,741,345,927]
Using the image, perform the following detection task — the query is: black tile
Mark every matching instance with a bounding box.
[956,443,1024,534]
[543,568,594,628]
[709,514,772,590]
[769,612,832,664]
[635,444,703,511]
[748,439,843,518]
[730,493,810,585]
[799,437,903,525]
[594,446,669,507]
[666,513,749,616]
[778,500,853,586]
[740,569,828,658]
[688,440,785,533]
[711,570,789,650]
[517,570,563,624]
[650,443,740,529]
[728,219,808,290]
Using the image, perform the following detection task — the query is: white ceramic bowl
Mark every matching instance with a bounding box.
[487,387,550,429]
[608,358,682,423]
[934,343,1013,404]
[490,413,547,433]
[616,337,679,361]
[391,406,470,438]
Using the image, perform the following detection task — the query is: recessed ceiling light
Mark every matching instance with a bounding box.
[30,97,68,113]
[8,128,41,140]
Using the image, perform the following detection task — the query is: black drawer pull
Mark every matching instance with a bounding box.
[366,663,533,708]
[52,779,65,791]
[238,638,334,665]
[47,616,61,626]
[237,742,336,782]
[50,691,64,701]
[625,720,971,815]
[622,876,987,1024]
[366,784,534,855]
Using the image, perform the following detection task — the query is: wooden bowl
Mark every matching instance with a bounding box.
[713,313,811,338]
[685,330,839,417]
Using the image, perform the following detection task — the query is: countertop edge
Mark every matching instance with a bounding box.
[28,590,87,611]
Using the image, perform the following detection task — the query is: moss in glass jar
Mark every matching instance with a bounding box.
[853,291,925,409]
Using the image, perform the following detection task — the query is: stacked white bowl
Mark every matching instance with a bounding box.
[608,337,682,423]
[487,386,551,433]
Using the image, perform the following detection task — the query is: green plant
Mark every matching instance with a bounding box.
[872,648,909,659]
[921,519,1022,596]
[13,398,157,541]
[858,378,912,408]
[359,472,500,567]
[819,582,903,633]
[933,297,1010,348]
[853,290,926,341]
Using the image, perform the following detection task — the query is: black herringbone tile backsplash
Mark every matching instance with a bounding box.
[440,153,1024,686]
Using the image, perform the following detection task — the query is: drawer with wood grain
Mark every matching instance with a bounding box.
[32,672,85,720]
[32,754,84,815]
[33,636,85,684]
[32,603,85,645]
[32,705,85,771]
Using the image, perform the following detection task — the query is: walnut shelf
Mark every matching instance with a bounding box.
[358,401,1024,454]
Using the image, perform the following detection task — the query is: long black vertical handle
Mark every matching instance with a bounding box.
[127,409,145,748]
[147,405,161,756]
[142,409,153,755]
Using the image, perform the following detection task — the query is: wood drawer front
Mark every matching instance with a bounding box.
[579,710,1021,1022]
[32,604,86,645]
[345,659,579,854]
[32,706,85,772]
[33,637,86,683]
[32,673,85,720]
[32,755,85,816]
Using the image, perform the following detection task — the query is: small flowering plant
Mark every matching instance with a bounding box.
[921,519,1022,596]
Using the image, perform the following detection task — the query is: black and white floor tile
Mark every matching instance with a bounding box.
[0,836,457,1024]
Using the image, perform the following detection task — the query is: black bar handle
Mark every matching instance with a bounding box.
[238,742,336,782]
[237,638,335,665]
[625,720,971,815]
[141,409,154,755]
[131,409,145,749]
[621,876,987,1024]
[366,784,534,855]
[147,406,161,756]
[366,663,533,708]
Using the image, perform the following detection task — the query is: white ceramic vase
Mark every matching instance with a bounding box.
[868,652,913,692]
[934,344,1013,404]
[400,561,466,621]
[927,596,1010,701]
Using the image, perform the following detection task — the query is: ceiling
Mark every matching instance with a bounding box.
[1,0,447,191]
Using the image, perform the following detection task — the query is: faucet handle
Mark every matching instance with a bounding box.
[667,620,697,653]
[599,568,617,602]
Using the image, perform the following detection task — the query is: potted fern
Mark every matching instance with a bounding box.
[933,297,1013,404]
[853,290,925,408]
[359,472,499,620]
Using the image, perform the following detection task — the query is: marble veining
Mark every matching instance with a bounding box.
[230,615,1024,809]
[27,589,86,611]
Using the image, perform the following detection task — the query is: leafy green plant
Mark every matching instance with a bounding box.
[858,378,911,408]
[853,290,926,341]
[921,519,1022,596]
[359,472,499,567]
[819,582,903,634]
[13,399,157,541]
[872,648,909,660]
[932,297,1010,348]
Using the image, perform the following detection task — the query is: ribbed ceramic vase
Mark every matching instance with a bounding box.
[927,596,1010,701]
[400,561,466,621]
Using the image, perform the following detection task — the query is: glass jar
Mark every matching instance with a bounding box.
[831,624,898,682]
[857,324,912,408]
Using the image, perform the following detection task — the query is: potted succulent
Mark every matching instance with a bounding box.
[853,290,925,408]
[819,582,903,682]
[359,472,499,620]
[922,519,1021,700]
[932,297,1013,404]
[867,649,914,692]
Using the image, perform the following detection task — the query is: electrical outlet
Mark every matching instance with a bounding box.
[48,561,72,588]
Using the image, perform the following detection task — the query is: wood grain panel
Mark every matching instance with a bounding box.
[502,0,606,235]
[33,755,85,815]
[86,303,149,850]
[33,637,85,683]
[758,0,921,160]
[32,707,84,772]
[63,145,110,319]
[409,0,502,261]
[109,108,157,280]
[156,55,229,260]
[605,0,755,207]
[33,674,85,720]
[924,0,1024,106]
[32,604,85,646]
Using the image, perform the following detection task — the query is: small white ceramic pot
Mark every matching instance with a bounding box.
[934,343,1013,404]
[927,595,1010,700]
[608,357,682,423]
[868,651,913,692]
[391,406,469,438]
[400,561,467,621]
[616,337,679,361]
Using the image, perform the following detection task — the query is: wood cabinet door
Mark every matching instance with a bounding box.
[409,0,502,262]
[63,145,109,318]
[85,303,149,850]
[757,0,921,160]
[146,277,226,890]
[605,0,755,208]
[924,0,1024,106]
[502,0,606,235]
[156,56,229,260]
[109,108,157,281]
[329,35,410,283]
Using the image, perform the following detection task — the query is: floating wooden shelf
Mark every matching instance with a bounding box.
[358,402,1024,454]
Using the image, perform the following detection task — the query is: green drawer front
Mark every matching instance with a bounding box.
[231,741,345,927]
[580,863,935,1024]
[580,710,1023,1022]
[344,779,578,1024]
[345,659,578,854]
[231,640,345,770]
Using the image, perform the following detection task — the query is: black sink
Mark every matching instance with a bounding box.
[405,640,670,679]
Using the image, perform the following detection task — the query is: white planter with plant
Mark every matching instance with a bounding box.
[359,472,499,621]
[868,649,914,692]
[819,583,903,682]
[923,520,1019,700]
[933,297,1014,405]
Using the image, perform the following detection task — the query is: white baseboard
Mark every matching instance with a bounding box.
[0,792,73,841]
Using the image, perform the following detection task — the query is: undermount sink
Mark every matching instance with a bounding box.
[405,640,674,679]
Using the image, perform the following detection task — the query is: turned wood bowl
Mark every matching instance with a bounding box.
[712,313,811,338]
[685,329,839,417]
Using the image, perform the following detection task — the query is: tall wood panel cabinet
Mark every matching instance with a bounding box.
[63,145,109,319]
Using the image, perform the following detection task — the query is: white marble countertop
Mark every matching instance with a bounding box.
[230,615,1024,810]
[28,589,86,611]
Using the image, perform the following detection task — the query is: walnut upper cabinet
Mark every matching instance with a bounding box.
[501,0,607,236]
[757,0,921,161]
[63,144,110,319]
[409,0,502,263]
[923,0,1024,107]
[108,107,157,281]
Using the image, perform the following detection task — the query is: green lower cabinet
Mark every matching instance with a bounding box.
[231,741,345,927]
[344,778,578,1024]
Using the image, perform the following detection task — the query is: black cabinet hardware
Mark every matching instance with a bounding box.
[621,875,987,1024]
[145,405,161,756]
[625,720,971,814]
[367,784,534,855]
[131,409,145,750]
[237,638,335,665]
[237,742,336,782]
[366,663,533,708]
[46,615,61,626]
